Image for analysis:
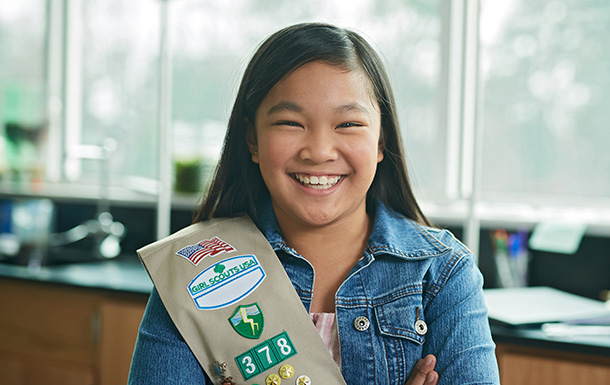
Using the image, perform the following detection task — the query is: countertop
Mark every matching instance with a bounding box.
[1,259,609,357]
[0,258,153,294]
[492,324,610,357]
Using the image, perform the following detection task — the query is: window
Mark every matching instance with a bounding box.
[76,0,161,184]
[0,1,47,182]
[2,0,608,242]
[480,0,610,204]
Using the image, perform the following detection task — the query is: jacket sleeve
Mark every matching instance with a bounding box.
[128,287,213,385]
[422,235,500,385]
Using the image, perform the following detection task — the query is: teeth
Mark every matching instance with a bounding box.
[294,174,341,189]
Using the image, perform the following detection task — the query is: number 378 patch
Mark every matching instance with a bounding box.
[235,331,297,380]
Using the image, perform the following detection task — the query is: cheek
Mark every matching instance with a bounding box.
[354,145,383,180]
[258,134,285,152]
[348,136,382,163]
[257,140,294,174]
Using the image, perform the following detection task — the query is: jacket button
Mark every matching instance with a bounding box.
[354,316,370,331]
[415,319,428,335]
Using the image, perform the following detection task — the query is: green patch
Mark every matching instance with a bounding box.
[229,303,264,339]
[234,331,297,381]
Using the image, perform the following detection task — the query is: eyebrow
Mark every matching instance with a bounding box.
[334,103,371,116]
[266,101,371,116]
[266,101,302,116]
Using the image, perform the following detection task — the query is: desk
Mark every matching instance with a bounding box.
[493,325,610,385]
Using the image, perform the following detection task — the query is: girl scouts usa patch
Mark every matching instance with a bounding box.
[187,255,266,310]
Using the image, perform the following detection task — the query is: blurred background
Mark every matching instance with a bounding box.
[0,0,609,384]
[2,0,609,243]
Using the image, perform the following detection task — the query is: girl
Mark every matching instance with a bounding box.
[129,23,500,385]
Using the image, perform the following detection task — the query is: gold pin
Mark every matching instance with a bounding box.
[296,375,311,385]
[266,373,281,385]
[279,364,295,379]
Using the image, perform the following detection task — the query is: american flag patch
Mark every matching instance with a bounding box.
[176,236,236,266]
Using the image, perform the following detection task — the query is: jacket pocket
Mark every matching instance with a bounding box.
[373,294,426,345]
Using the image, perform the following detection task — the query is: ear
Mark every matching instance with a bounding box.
[246,120,259,164]
[377,129,385,163]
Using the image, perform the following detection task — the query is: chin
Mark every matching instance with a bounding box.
[301,209,345,228]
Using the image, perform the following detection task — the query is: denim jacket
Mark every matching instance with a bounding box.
[129,201,500,385]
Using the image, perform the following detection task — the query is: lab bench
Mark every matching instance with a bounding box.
[493,324,610,385]
[1,260,610,385]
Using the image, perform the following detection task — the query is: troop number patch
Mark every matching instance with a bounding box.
[235,331,297,381]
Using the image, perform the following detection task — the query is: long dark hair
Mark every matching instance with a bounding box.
[194,22,430,226]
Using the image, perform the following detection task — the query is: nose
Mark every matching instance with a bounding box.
[298,128,339,163]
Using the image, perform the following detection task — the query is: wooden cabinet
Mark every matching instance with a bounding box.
[0,279,148,385]
[496,343,610,385]
[5,277,610,385]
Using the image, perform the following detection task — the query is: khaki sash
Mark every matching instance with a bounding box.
[138,215,346,385]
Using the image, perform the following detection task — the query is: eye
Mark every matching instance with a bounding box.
[337,122,363,128]
[274,120,303,127]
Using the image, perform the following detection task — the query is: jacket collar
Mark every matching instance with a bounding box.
[367,202,451,260]
[254,198,451,261]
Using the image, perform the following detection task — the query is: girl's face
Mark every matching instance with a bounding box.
[250,61,383,230]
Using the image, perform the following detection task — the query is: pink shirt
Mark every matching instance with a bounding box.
[310,312,341,368]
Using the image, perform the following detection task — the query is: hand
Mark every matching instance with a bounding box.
[405,354,438,385]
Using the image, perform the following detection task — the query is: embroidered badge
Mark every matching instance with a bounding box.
[235,331,297,381]
[229,303,265,339]
[187,255,266,310]
[176,236,236,266]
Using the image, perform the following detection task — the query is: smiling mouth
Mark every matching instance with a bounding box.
[293,174,342,190]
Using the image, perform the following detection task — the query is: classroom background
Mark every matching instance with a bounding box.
[0,1,609,384]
